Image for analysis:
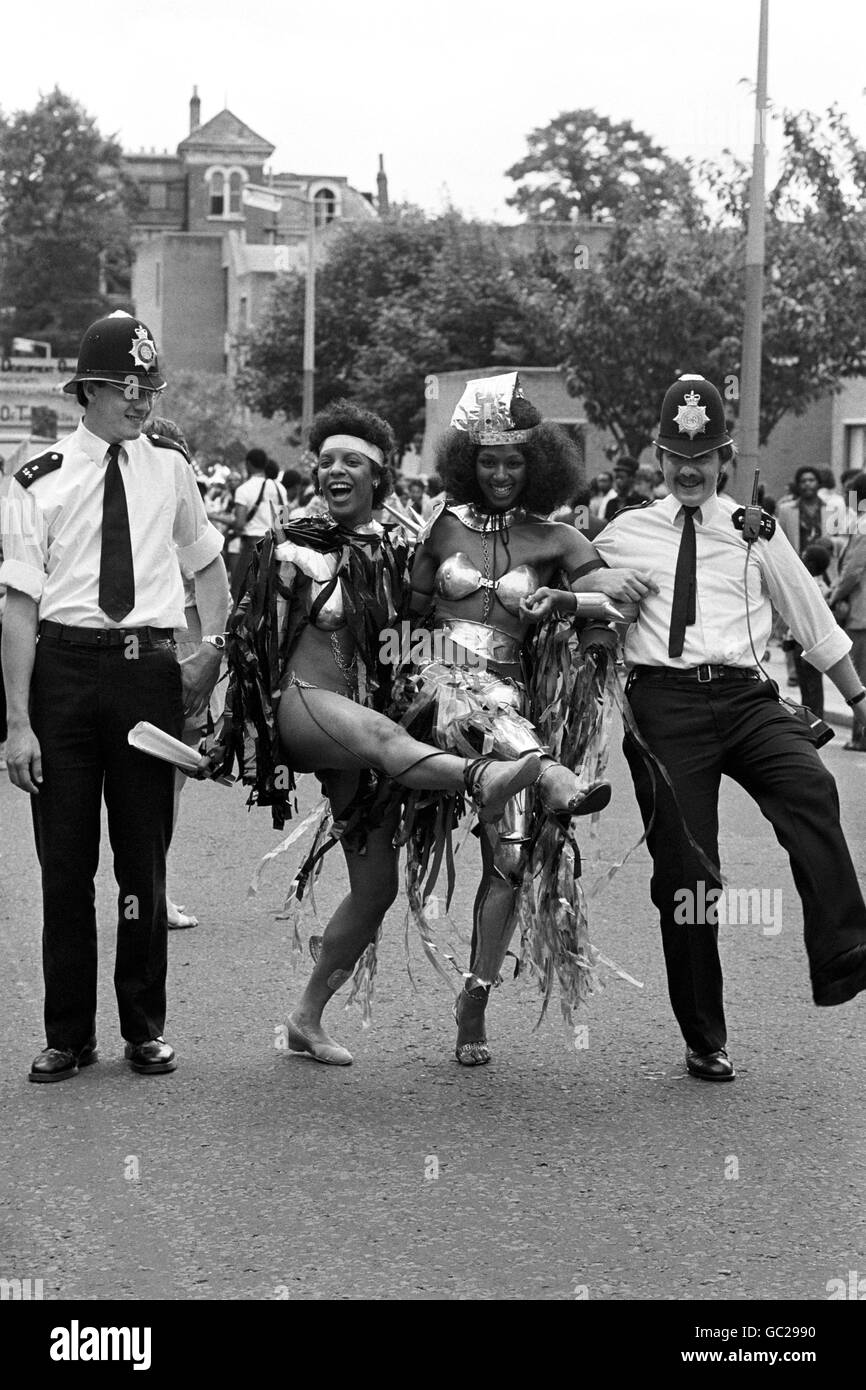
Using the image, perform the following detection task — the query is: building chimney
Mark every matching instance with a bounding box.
[377,154,389,215]
[190,86,201,133]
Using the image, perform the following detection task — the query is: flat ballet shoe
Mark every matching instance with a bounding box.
[286,1017,353,1066]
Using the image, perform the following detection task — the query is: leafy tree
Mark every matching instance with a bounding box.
[237,210,563,453]
[558,106,866,454]
[158,370,247,465]
[0,88,139,356]
[558,219,743,456]
[505,109,694,224]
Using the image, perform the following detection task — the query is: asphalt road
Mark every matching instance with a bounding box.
[1,712,865,1303]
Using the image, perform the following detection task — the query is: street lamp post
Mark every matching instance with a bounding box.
[739,0,769,479]
[242,183,317,442]
[302,199,316,443]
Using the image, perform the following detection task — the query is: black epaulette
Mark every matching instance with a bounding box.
[14,450,64,489]
[611,498,653,517]
[731,506,776,540]
[148,432,191,463]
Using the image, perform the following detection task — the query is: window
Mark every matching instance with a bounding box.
[845,423,866,473]
[314,187,337,228]
[229,172,243,215]
[239,295,248,328]
[148,182,168,210]
[209,171,225,217]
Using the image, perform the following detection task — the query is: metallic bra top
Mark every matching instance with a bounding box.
[434,553,539,616]
[275,539,345,631]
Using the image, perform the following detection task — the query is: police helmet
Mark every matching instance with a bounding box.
[654,374,732,459]
[62,310,166,395]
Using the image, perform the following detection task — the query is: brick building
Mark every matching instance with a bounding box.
[125,89,382,379]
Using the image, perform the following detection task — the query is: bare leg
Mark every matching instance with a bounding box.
[278,686,468,785]
[455,832,527,1065]
[289,770,400,1062]
[277,686,538,820]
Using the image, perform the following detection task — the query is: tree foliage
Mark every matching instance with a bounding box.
[558,106,866,454]
[505,109,694,224]
[159,370,248,465]
[237,210,563,452]
[0,88,139,355]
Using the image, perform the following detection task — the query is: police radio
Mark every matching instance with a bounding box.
[740,469,764,542]
[732,469,775,541]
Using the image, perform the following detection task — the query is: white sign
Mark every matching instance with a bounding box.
[242,185,283,213]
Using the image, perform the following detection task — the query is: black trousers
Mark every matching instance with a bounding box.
[623,674,866,1054]
[29,633,183,1050]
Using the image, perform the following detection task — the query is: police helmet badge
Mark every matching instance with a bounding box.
[129,325,157,370]
[673,389,711,441]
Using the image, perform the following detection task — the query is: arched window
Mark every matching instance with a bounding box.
[209,171,225,217]
[314,187,337,228]
[229,171,243,215]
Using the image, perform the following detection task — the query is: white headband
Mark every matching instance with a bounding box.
[319,434,384,467]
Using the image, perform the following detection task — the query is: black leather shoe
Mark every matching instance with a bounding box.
[124,1037,177,1074]
[686,1047,736,1082]
[813,943,866,1006]
[29,1042,98,1084]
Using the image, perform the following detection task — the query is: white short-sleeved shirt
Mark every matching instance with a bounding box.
[234,475,288,538]
[592,491,852,673]
[0,421,224,629]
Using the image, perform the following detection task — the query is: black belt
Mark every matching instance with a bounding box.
[38,621,174,648]
[629,664,761,684]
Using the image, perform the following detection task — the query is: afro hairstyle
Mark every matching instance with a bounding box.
[435,395,583,514]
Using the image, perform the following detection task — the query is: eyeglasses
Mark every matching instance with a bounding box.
[99,380,162,403]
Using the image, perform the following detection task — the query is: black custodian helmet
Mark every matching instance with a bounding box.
[62,310,166,395]
[654,374,732,459]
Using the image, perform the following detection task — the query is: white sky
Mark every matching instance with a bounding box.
[4,0,866,219]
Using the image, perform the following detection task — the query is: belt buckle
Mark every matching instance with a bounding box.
[696,663,713,683]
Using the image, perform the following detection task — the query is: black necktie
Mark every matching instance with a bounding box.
[668,506,698,658]
[98,443,135,623]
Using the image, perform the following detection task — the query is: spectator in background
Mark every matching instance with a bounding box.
[785,541,834,719]
[280,468,304,514]
[229,448,288,604]
[818,467,839,501]
[567,484,606,540]
[603,457,643,522]
[634,464,658,501]
[406,475,434,522]
[829,471,866,751]
[776,465,851,582]
[427,471,445,506]
[589,470,615,518]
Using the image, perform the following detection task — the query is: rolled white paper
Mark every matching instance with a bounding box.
[128,721,208,773]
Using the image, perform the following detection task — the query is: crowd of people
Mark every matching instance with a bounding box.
[2,312,866,1089]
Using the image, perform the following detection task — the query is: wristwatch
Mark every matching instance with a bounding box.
[846,689,866,707]
[201,635,227,651]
